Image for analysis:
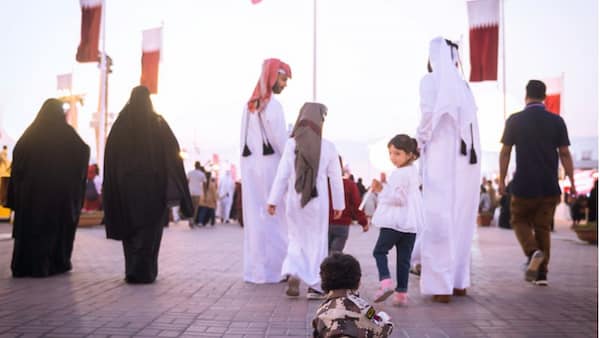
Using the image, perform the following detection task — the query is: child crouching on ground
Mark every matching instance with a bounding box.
[312,253,393,337]
[371,134,423,306]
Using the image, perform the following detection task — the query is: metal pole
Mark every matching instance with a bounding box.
[501,0,507,120]
[312,0,317,102]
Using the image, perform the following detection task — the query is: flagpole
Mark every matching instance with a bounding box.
[98,0,107,171]
[501,0,507,120]
[312,0,317,102]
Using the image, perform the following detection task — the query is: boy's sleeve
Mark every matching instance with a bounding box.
[267,140,292,206]
[327,146,345,211]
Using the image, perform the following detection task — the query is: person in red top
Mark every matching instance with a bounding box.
[83,164,102,211]
[328,157,369,254]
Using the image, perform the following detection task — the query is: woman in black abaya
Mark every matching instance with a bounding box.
[103,86,192,284]
[8,98,90,277]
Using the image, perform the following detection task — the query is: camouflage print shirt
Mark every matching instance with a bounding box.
[312,289,393,338]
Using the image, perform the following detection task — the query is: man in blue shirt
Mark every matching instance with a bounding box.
[499,80,575,286]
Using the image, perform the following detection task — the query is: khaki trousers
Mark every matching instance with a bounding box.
[510,195,560,273]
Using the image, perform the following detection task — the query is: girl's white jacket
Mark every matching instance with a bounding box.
[371,164,424,234]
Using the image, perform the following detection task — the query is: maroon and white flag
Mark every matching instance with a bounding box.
[76,0,102,63]
[467,0,499,82]
[140,27,162,94]
[544,76,563,115]
[57,73,73,91]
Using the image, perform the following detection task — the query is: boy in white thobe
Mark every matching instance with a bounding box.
[267,102,345,299]
[217,170,234,223]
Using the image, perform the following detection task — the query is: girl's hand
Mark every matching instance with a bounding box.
[361,224,369,232]
[267,204,276,215]
[371,179,383,193]
[333,210,343,219]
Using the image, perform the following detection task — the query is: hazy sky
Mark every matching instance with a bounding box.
[0,0,597,179]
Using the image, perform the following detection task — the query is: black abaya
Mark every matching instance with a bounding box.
[8,98,90,277]
[103,86,192,283]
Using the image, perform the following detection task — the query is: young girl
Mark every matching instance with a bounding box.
[371,134,423,306]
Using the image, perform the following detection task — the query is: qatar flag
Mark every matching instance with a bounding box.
[76,0,102,63]
[467,0,499,82]
[544,76,563,115]
[140,27,162,94]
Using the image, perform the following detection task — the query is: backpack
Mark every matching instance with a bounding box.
[85,179,99,201]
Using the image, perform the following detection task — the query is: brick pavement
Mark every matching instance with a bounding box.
[0,220,596,338]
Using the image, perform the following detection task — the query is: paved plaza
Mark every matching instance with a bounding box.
[0,220,597,338]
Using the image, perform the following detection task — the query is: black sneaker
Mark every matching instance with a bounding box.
[534,271,548,286]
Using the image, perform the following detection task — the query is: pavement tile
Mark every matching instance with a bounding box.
[205,326,228,334]
[0,221,595,338]
[136,328,162,336]
[158,330,184,337]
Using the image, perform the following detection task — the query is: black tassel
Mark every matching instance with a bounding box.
[311,186,318,197]
[263,142,275,155]
[460,139,467,155]
[468,123,477,164]
[242,144,252,157]
[469,147,477,164]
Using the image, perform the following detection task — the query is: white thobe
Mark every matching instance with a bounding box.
[240,98,289,283]
[217,174,234,221]
[416,73,481,295]
[267,138,345,290]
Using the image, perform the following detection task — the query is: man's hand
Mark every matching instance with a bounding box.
[498,181,506,196]
[361,224,369,232]
[267,204,276,215]
[558,146,576,197]
[333,210,343,219]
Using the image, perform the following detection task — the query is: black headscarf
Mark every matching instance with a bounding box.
[7,98,90,239]
[103,86,192,240]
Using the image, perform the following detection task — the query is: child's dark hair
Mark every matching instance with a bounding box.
[320,253,361,292]
[388,134,420,160]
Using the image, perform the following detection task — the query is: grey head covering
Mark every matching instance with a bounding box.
[291,102,327,207]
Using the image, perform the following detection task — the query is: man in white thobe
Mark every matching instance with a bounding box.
[187,161,206,227]
[267,102,345,299]
[217,170,235,223]
[416,37,481,303]
[240,58,291,283]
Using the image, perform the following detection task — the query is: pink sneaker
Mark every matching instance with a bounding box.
[391,292,408,306]
[373,278,394,303]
